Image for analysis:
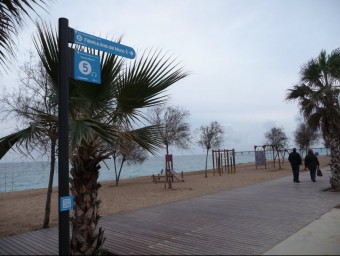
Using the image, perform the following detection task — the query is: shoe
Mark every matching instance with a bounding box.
[296,181,300,183]
[312,180,316,182]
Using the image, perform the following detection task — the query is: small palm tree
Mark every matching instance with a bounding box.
[0,22,188,254]
[286,49,340,190]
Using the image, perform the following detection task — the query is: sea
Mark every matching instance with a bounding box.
[0,148,330,192]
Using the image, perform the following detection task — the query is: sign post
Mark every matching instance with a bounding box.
[58,17,135,255]
[58,17,70,256]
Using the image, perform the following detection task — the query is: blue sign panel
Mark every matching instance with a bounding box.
[60,196,74,212]
[74,50,101,84]
[74,30,136,59]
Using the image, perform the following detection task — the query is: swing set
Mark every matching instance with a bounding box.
[212,149,236,176]
[254,145,288,169]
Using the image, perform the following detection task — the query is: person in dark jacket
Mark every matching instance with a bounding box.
[288,148,302,183]
[304,149,320,182]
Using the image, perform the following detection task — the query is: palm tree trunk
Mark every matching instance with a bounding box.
[70,145,105,255]
[328,125,340,191]
[43,137,56,228]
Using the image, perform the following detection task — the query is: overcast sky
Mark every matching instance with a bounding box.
[1,0,340,159]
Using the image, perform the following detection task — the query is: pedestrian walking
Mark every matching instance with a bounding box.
[288,148,302,183]
[304,149,320,182]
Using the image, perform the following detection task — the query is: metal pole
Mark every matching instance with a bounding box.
[58,17,70,255]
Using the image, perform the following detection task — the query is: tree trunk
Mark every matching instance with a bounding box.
[43,137,56,228]
[328,125,340,191]
[115,159,125,186]
[165,144,173,189]
[70,145,105,255]
[166,144,169,156]
[205,149,209,178]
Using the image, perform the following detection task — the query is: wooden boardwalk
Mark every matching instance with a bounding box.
[0,171,339,255]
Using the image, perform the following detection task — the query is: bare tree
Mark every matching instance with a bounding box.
[264,126,289,150]
[264,126,289,168]
[147,105,191,155]
[147,105,191,189]
[197,121,224,177]
[110,139,148,186]
[294,122,320,156]
[0,52,57,228]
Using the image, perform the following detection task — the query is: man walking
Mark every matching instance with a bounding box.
[288,148,302,183]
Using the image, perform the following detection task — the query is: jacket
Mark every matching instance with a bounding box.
[288,151,302,165]
[304,153,319,169]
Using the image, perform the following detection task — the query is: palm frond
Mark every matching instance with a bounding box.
[0,123,44,159]
[69,118,121,152]
[0,0,50,73]
[285,84,312,101]
[115,49,189,119]
[33,21,58,88]
[125,125,165,155]
[286,49,340,141]
[68,49,123,118]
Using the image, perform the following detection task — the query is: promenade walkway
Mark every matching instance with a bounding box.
[0,168,339,255]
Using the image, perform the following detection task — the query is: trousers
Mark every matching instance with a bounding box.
[291,165,300,182]
[309,166,317,181]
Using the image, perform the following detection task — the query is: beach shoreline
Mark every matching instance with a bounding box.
[0,156,331,238]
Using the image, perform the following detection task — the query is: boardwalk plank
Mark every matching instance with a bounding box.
[14,232,57,255]
[0,239,21,255]
[0,172,339,255]
[1,236,40,255]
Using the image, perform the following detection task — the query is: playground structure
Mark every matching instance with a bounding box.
[152,154,184,189]
[254,145,288,169]
[212,149,236,176]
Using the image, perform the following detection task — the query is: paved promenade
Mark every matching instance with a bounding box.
[0,168,339,255]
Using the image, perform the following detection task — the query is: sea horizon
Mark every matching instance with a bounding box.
[0,148,330,192]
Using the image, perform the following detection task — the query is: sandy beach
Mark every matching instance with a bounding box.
[0,156,331,238]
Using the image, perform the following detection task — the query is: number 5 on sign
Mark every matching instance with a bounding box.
[74,50,101,84]
[79,60,92,75]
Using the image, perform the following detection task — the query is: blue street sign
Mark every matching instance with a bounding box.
[74,30,136,59]
[74,50,101,84]
[60,196,74,212]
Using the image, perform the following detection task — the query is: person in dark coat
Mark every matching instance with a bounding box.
[304,149,320,182]
[288,148,302,183]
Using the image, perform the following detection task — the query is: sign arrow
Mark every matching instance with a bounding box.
[73,29,136,59]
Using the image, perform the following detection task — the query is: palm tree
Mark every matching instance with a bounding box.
[0,22,188,254]
[0,0,50,73]
[286,49,340,191]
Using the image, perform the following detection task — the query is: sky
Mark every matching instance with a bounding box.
[1,0,340,160]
